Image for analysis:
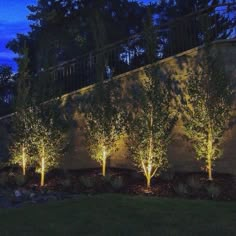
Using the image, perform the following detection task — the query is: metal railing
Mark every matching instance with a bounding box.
[37,2,235,99]
[1,2,236,115]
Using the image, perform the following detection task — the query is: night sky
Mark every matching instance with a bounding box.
[0,0,37,71]
[0,0,154,72]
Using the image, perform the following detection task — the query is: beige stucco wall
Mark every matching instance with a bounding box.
[1,40,236,174]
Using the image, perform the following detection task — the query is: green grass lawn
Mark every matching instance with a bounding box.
[0,194,236,236]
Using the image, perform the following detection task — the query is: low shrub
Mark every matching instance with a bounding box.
[111,176,124,191]
[102,174,112,183]
[0,172,8,186]
[160,169,175,181]
[7,171,16,186]
[79,176,95,189]
[173,182,188,196]
[205,184,221,199]
[186,175,202,191]
[15,175,26,187]
[61,178,71,188]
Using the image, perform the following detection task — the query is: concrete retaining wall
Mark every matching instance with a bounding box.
[1,40,236,175]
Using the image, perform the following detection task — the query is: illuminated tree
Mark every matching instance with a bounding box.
[29,108,63,187]
[182,48,233,181]
[10,110,34,176]
[127,66,176,188]
[10,106,63,185]
[82,9,124,177]
[84,81,123,177]
[10,134,28,176]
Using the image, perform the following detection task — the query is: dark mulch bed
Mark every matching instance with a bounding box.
[1,167,236,201]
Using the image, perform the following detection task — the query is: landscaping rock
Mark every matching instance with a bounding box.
[30,192,36,199]
[14,190,22,198]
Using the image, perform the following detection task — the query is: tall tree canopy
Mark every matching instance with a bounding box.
[7,0,234,74]
[155,0,234,56]
[7,0,147,73]
[5,0,234,105]
[0,65,15,116]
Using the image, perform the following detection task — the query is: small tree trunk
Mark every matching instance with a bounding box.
[102,158,106,177]
[142,162,157,189]
[208,160,213,181]
[207,123,213,181]
[40,145,45,187]
[146,105,153,189]
[41,157,45,186]
[102,147,107,176]
[146,171,151,189]
[22,145,26,176]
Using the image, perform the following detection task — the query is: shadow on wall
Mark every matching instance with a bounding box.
[59,40,236,174]
[1,40,236,174]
